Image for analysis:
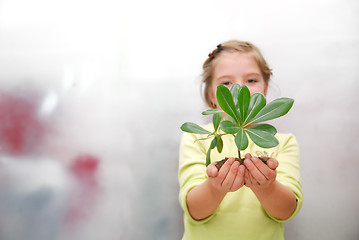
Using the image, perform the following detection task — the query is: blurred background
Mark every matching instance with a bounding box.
[0,0,358,239]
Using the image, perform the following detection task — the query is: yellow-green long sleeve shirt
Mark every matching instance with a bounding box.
[178,124,303,240]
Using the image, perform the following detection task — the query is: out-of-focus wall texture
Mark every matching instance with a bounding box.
[0,0,358,239]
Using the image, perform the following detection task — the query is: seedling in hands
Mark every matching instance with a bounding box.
[180,84,294,170]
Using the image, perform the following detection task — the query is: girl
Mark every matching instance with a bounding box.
[178,40,303,240]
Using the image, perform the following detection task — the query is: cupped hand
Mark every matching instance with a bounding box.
[206,158,245,193]
[243,153,279,189]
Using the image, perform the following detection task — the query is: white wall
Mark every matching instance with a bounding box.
[0,0,358,239]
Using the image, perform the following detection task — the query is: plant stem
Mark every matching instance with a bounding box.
[238,150,241,160]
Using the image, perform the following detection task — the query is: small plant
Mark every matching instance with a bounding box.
[180,84,294,170]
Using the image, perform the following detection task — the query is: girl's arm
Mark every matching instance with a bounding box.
[186,158,245,220]
[244,154,297,220]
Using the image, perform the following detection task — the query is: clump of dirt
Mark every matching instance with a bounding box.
[215,156,270,171]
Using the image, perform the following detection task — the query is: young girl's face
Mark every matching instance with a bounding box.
[209,52,268,108]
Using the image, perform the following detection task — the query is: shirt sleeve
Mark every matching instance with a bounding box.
[178,131,217,224]
[264,133,303,222]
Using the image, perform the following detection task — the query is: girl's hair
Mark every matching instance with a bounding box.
[202,40,272,108]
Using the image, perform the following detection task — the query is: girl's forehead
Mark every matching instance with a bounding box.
[213,52,260,75]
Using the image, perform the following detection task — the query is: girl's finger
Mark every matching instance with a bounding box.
[206,163,219,178]
[230,165,245,191]
[217,158,235,183]
[248,170,260,186]
[244,158,267,184]
[244,169,252,187]
[251,157,273,179]
[267,158,279,170]
[221,160,240,190]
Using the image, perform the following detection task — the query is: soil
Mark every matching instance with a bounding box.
[215,156,270,171]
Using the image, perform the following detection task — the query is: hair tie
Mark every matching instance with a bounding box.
[208,44,223,60]
[217,44,223,52]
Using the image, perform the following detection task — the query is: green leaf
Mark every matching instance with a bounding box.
[245,128,279,148]
[216,85,241,124]
[247,124,277,136]
[206,148,211,166]
[234,128,249,151]
[213,112,222,131]
[238,85,250,121]
[180,122,212,134]
[216,135,223,153]
[206,137,218,166]
[248,98,294,125]
[220,120,240,134]
[194,136,213,142]
[230,84,240,105]
[223,115,236,124]
[202,109,223,115]
[210,136,217,149]
[243,93,266,124]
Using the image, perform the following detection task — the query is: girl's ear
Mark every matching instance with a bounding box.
[209,86,217,108]
[210,90,215,103]
[264,82,269,96]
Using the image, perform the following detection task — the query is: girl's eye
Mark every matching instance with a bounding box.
[221,81,232,87]
[246,79,257,84]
